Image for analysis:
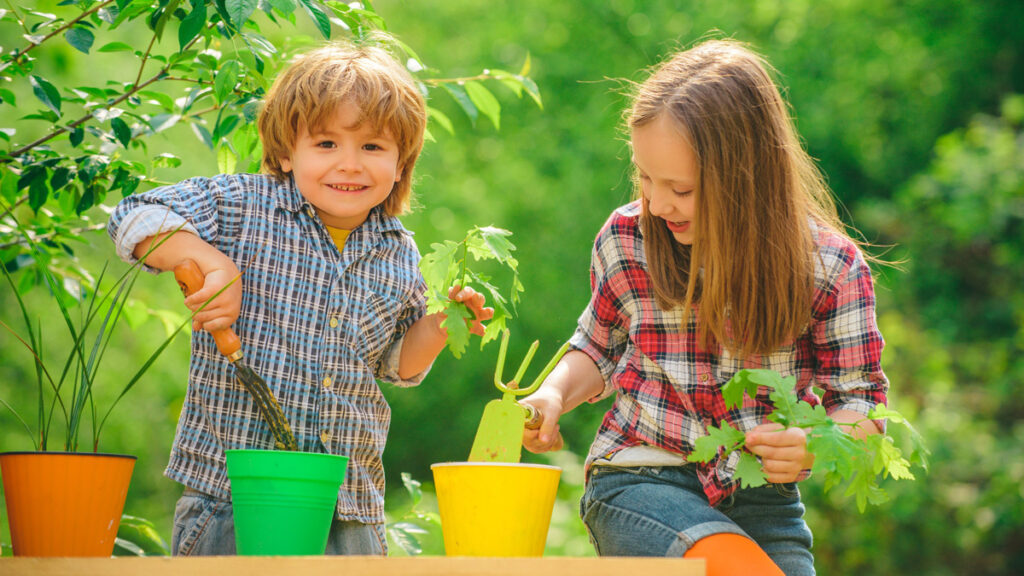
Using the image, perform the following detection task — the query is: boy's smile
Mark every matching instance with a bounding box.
[280,101,403,230]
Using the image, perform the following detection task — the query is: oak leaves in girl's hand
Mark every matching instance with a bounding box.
[690,369,928,512]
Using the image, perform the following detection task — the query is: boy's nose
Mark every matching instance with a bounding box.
[334,150,362,172]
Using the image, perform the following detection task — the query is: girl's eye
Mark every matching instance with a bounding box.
[674,189,693,197]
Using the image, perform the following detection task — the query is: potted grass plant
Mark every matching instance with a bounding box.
[0,213,190,557]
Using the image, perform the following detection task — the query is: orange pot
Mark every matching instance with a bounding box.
[0,451,136,557]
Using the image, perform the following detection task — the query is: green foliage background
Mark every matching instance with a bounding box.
[2,0,1023,573]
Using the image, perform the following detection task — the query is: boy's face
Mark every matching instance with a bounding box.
[280,100,402,230]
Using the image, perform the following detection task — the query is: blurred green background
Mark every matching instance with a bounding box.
[2,0,1023,573]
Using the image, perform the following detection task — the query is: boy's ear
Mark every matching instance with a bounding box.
[280,157,293,173]
[395,163,404,182]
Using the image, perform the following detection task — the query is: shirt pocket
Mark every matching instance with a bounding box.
[355,291,403,363]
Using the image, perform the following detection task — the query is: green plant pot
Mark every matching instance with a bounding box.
[225,449,348,556]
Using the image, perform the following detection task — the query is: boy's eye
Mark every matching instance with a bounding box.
[363,143,383,151]
[316,140,336,149]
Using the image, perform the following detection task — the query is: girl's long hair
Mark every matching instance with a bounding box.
[630,39,850,360]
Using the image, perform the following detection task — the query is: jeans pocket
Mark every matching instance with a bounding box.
[773,482,800,499]
[172,494,223,556]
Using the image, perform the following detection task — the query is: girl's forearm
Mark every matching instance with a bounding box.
[831,408,882,440]
[530,350,606,415]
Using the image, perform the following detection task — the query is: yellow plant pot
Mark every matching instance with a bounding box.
[431,462,560,557]
[0,452,135,557]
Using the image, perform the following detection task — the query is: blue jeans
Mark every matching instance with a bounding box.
[171,489,387,556]
[581,465,815,576]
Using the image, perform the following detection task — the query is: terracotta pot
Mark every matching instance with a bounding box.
[0,451,136,557]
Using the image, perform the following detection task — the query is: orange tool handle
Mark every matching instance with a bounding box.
[173,259,242,360]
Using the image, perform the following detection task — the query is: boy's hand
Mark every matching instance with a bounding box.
[447,285,494,337]
[183,264,243,333]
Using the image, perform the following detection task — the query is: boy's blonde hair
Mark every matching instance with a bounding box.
[259,40,426,216]
[629,39,850,359]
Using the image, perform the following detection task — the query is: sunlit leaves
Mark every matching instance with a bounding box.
[225,0,258,31]
[64,27,94,54]
[298,0,330,39]
[464,81,500,130]
[178,1,207,50]
[689,368,926,511]
[419,227,522,358]
[30,75,61,116]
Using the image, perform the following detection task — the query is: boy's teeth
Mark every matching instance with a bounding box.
[329,184,362,191]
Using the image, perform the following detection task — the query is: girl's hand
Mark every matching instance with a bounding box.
[183,264,243,333]
[521,393,565,453]
[745,423,814,484]
[446,285,494,337]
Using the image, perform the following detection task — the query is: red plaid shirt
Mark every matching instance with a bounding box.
[571,201,889,506]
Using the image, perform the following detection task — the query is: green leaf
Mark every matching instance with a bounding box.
[721,369,764,409]
[733,452,767,488]
[298,0,331,39]
[690,422,746,463]
[268,0,297,16]
[111,117,132,147]
[419,240,459,298]
[66,125,84,148]
[427,106,454,136]
[98,41,135,53]
[30,75,62,117]
[64,27,94,54]
[214,60,240,104]
[443,84,477,127]
[476,226,516,265]
[1,169,18,202]
[28,176,50,212]
[115,515,169,556]
[464,81,500,130]
[178,1,207,50]
[151,0,182,40]
[0,88,16,106]
[225,0,258,30]
[441,304,472,359]
[217,143,237,174]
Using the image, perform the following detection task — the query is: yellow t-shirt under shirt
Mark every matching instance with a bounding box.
[326,226,351,251]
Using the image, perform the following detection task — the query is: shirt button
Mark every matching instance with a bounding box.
[699,373,710,383]
[304,205,316,219]
[320,431,331,444]
[322,376,332,388]
[329,317,339,328]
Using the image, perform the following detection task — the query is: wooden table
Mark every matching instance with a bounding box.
[2,556,705,575]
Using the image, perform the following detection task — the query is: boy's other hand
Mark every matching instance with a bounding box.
[447,285,494,336]
[183,264,243,333]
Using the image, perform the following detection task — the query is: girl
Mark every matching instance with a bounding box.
[522,39,889,576]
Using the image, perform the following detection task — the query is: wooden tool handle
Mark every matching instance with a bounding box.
[522,403,565,451]
[173,259,242,360]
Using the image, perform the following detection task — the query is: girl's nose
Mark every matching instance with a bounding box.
[646,186,671,217]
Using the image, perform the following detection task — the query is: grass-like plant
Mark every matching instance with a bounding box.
[0,211,191,452]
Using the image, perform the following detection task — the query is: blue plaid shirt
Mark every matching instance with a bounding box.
[107,173,428,524]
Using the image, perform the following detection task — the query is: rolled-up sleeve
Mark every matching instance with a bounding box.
[571,220,631,402]
[811,242,889,429]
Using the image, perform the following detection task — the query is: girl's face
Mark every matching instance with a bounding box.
[632,113,698,245]
[280,100,403,230]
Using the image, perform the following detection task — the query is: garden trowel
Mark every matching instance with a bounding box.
[174,259,298,451]
[468,330,569,463]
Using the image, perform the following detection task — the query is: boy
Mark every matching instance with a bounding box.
[107,41,490,555]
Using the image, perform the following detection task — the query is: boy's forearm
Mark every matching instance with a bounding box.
[133,231,234,275]
[397,313,447,380]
